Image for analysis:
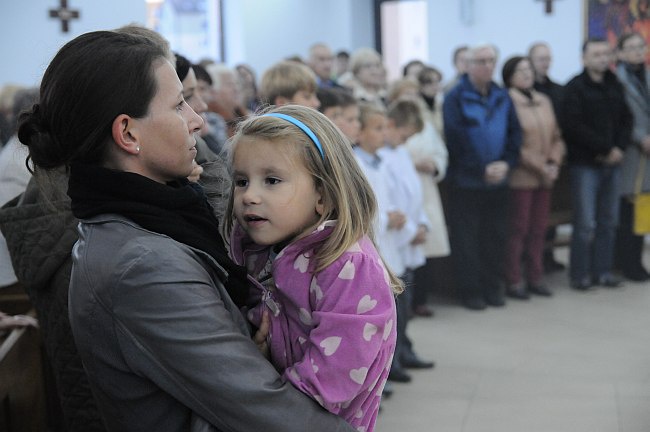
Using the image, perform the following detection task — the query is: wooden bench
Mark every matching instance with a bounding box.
[0,284,48,432]
[0,311,47,432]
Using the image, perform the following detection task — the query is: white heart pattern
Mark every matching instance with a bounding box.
[363,322,377,341]
[347,242,362,253]
[299,308,312,326]
[383,319,393,341]
[311,358,319,373]
[357,427,366,432]
[294,254,309,273]
[338,260,356,280]
[349,367,368,385]
[310,278,323,301]
[355,409,364,419]
[298,336,306,345]
[288,367,300,382]
[357,295,377,314]
[320,336,342,356]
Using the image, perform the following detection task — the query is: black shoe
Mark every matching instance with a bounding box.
[594,273,622,288]
[571,277,594,291]
[528,283,553,297]
[382,381,394,398]
[462,297,487,311]
[506,285,530,300]
[485,294,505,307]
[544,258,566,273]
[622,268,650,282]
[387,368,412,383]
[401,355,435,369]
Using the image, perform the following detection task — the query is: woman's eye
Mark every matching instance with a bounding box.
[176,100,185,111]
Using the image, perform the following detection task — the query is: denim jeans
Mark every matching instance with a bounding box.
[569,164,621,282]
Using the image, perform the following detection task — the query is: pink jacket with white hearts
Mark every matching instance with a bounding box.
[230,221,397,432]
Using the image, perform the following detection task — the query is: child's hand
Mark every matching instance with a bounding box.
[411,225,427,245]
[253,310,270,359]
[387,210,406,229]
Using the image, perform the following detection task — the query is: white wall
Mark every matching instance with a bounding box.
[221,0,374,77]
[426,0,583,85]
[0,0,583,88]
[0,0,146,86]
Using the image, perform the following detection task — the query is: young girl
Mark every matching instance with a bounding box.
[225,104,399,432]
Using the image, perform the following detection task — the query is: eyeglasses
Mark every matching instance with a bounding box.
[514,66,533,74]
[623,44,648,52]
[471,57,496,66]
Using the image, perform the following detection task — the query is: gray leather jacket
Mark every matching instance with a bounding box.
[68,214,355,432]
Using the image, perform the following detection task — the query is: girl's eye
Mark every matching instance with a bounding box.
[266,177,281,185]
[234,178,248,187]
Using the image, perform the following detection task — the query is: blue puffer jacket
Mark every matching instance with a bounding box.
[443,74,522,189]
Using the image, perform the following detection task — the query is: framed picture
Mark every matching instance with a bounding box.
[584,0,650,64]
[146,0,223,63]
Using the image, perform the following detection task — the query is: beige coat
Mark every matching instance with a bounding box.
[405,121,450,258]
[508,89,565,189]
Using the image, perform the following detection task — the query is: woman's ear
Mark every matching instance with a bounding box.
[111,114,140,155]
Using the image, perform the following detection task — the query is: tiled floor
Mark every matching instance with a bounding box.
[375,247,650,432]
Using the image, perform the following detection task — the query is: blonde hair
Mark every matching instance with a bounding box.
[358,102,386,129]
[224,104,403,292]
[260,61,318,105]
[386,78,419,105]
[349,48,382,76]
[387,99,424,132]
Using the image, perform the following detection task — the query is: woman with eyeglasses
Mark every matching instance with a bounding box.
[501,56,565,300]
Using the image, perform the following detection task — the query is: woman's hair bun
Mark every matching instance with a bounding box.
[17,104,67,169]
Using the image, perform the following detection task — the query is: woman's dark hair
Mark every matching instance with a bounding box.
[18,30,166,170]
[501,55,526,88]
[193,63,213,86]
[175,52,192,82]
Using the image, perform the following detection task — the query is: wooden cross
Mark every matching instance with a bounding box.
[49,0,80,33]
[538,0,557,14]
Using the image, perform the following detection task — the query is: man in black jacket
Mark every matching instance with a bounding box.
[561,38,633,290]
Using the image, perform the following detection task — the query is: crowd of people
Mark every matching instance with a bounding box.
[0,25,648,432]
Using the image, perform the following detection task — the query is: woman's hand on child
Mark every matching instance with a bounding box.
[253,310,270,359]
[187,160,203,183]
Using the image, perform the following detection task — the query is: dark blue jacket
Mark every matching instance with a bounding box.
[443,74,522,189]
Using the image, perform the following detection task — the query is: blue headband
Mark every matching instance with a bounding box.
[261,113,325,160]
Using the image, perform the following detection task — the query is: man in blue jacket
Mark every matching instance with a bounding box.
[443,43,522,311]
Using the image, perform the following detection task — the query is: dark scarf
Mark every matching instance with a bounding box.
[421,93,436,112]
[68,163,248,307]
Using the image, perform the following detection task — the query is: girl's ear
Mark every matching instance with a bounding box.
[315,186,326,216]
[111,114,140,155]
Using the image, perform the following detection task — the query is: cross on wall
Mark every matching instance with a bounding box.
[538,0,559,14]
[49,0,80,33]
